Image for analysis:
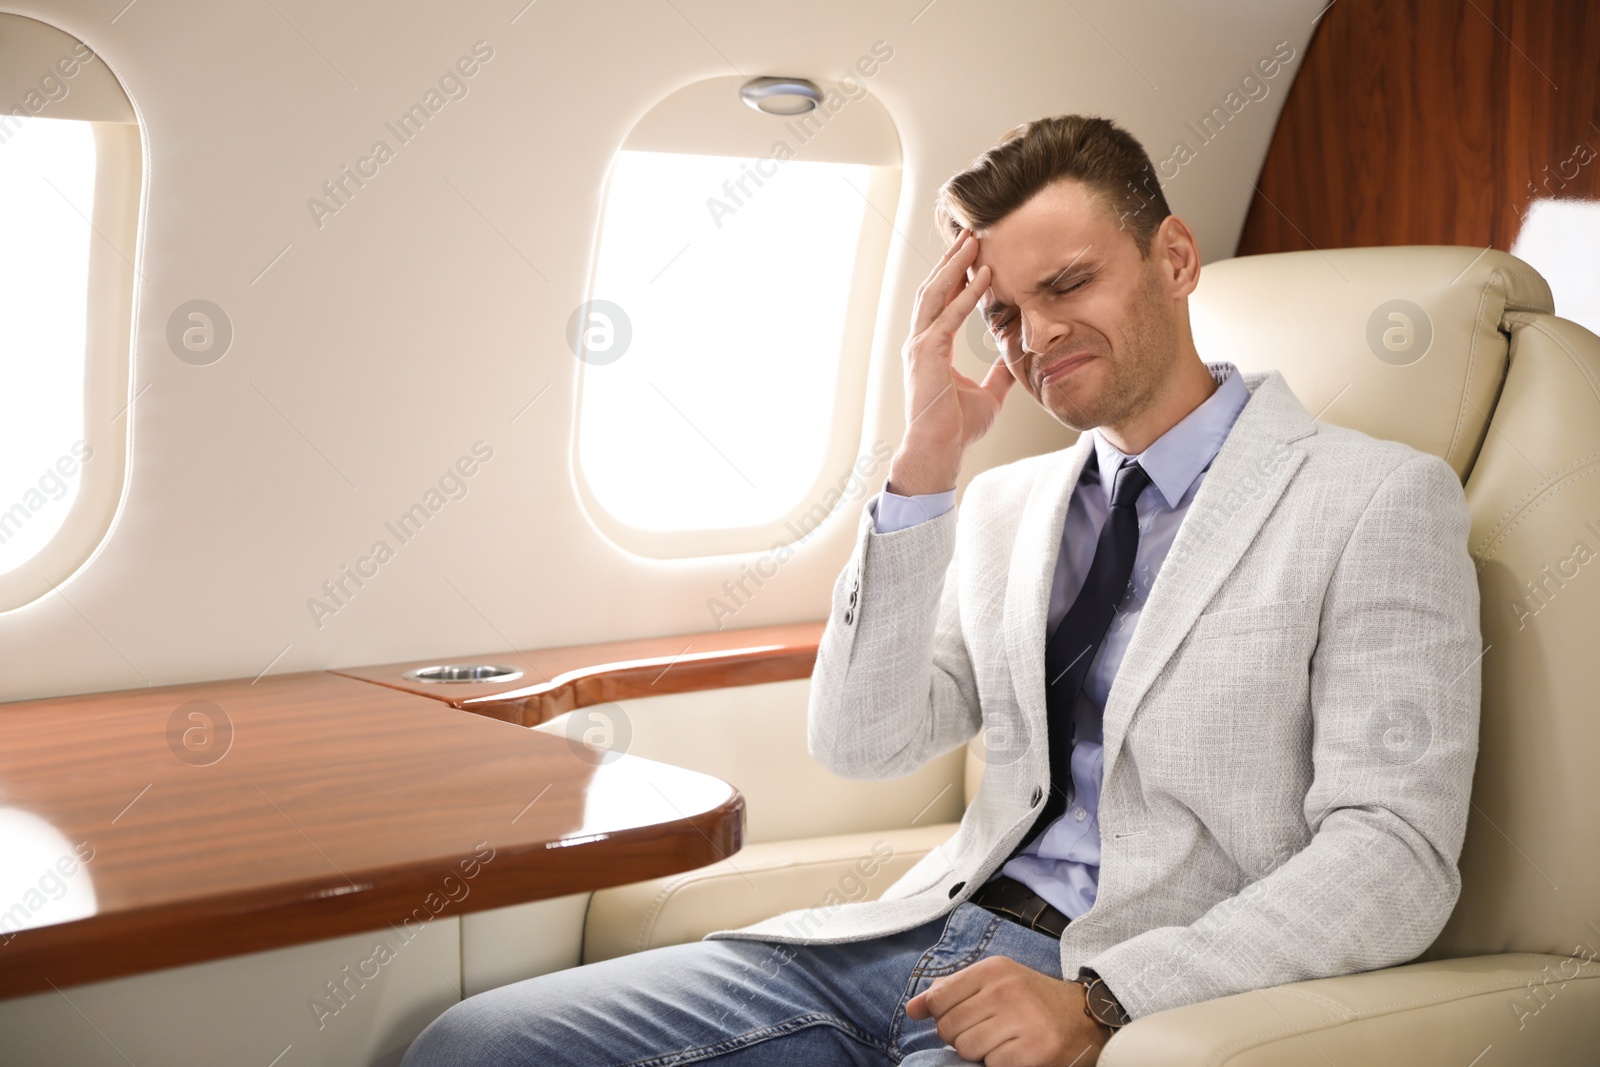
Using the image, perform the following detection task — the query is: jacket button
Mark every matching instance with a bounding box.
[844,609,854,624]
[1030,787,1043,807]
[848,589,857,607]
[948,881,965,899]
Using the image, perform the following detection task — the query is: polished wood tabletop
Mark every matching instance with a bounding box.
[0,672,742,998]
[334,620,826,726]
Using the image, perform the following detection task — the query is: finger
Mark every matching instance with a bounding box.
[948,1017,1017,1065]
[979,348,1019,401]
[953,1023,1030,1067]
[907,977,955,1022]
[904,269,987,404]
[913,235,977,335]
[930,263,990,337]
[915,230,971,305]
[913,235,980,335]
[926,228,971,274]
[911,966,985,1023]
[932,992,1001,1047]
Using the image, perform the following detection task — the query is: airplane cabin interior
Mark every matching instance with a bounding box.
[1,1,1598,1064]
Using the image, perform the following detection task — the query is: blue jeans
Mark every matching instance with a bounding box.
[401,903,1063,1066]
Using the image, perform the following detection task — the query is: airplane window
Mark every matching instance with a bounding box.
[573,71,901,558]
[0,119,95,576]
[578,149,872,532]
[1510,198,1600,340]
[0,14,140,610]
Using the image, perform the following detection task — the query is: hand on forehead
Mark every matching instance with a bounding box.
[962,182,1122,313]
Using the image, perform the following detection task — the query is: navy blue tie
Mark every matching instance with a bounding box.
[1021,454,1152,847]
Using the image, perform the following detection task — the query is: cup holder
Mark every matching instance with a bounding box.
[401,664,524,684]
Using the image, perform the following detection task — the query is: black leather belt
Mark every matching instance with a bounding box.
[969,876,1071,939]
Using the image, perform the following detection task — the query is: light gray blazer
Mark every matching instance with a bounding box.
[708,369,1482,1019]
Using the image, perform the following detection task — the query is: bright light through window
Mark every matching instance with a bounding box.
[577,149,873,532]
[0,118,95,576]
[1511,198,1600,339]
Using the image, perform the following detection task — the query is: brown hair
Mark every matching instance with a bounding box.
[933,114,1170,256]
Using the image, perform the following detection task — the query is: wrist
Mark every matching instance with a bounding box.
[886,445,960,497]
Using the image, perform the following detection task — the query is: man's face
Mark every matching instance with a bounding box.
[972,179,1182,434]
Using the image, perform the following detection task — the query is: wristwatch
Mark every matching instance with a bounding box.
[1076,968,1133,1031]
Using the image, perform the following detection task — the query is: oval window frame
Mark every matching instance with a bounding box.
[0,14,142,611]
[569,73,903,560]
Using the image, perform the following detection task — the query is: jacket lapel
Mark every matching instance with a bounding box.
[1099,371,1316,776]
[1002,431,1094,757]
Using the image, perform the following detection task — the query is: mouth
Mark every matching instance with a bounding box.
[1036,353,1095,390]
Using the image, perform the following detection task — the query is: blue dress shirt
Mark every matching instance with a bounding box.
[869,360,1250,918]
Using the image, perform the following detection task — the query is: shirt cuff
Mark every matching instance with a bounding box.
[870,484,956,533]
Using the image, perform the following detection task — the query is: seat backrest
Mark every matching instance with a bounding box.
[1190,246,1600,963]
[1190,245,1552,481]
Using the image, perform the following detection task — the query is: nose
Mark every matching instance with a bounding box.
[1019,301,1065,360]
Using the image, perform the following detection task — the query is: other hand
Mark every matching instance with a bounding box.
[904,956,1109,1066]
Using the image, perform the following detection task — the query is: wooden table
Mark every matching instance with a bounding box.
[333,620,826,726]
[0,672,743,998]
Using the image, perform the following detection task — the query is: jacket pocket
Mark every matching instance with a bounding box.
[1186,597,1311,642]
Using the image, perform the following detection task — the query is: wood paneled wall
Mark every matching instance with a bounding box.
[1237,0,1600,254]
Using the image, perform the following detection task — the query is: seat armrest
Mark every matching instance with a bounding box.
[1101,954,1600,1067]
[583,824,958,963]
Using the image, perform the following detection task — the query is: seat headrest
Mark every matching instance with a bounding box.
[1189,246,1554,482]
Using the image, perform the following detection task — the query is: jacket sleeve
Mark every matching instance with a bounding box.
[806,488,984,780]
[1085,453,1483,1018]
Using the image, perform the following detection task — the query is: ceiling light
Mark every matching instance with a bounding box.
[740,77,823,116]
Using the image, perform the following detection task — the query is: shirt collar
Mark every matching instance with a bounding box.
[1089,361,1249,510]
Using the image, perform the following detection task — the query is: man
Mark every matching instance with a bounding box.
[404,114,1481,1066]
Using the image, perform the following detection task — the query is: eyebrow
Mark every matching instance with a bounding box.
[980,248,1097,321]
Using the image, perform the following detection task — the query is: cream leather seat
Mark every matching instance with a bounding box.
[583,247,1600,1064]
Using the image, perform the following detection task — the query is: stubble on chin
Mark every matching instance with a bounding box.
[1040,386,1095,432]
[1055,308,1174,434]
[1038,363,1118,433]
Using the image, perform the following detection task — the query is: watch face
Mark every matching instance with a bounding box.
[1087,981,1130,1027]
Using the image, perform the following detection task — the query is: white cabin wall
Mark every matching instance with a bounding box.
[0,0,1324,701]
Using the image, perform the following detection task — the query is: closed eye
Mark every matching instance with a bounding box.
[987,277,1090,335]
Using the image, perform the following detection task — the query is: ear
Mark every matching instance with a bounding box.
[1153,215,1201,299]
